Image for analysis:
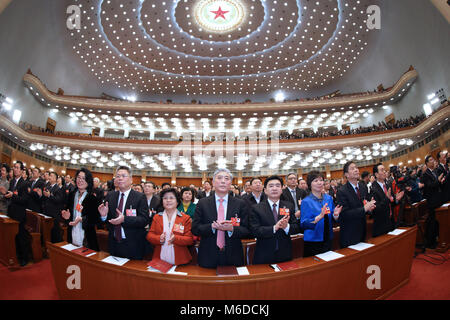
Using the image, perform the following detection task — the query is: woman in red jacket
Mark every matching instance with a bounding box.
[147,188,193,265]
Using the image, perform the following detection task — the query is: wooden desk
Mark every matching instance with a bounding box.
[435,203,450,253]
[0,215,19,269]
[48,226,417,300]
[27,210,54,258]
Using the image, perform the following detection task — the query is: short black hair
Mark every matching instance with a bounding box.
[49,171,58,179]
[161,182,171,188]
[180,187,194,203]
[343,161,355,174]
[116,165,132,176]
[14,161,24,171]
[264,175,284,189]
[373,163,383,175]
[306,171,323,190]
[159,188,180,207]
[250,177,262,185]
[144,181,156,188]
[361,171,370,179]
[425,155,433,164]
[1,163,10,173]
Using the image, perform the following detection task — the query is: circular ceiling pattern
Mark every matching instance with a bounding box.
[191,0,248,36]
[69,0,377,96]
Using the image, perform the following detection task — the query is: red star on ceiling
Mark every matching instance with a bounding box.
[211,6,229,20]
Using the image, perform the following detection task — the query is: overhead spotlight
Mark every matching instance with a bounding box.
[274,92,285,102]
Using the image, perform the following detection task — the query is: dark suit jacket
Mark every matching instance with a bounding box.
[147,194,162,215]
[27,178,46,213]
[242,192,267,208]
[103,189,150,259]
[280,187,307,210]
[7,177,29,223]
[192,195,250,268]
[197,190,214,199]
[64,191,101,251]
[336,181,369,248]
[249,200,301,264]
[420,169,444,209]
[42,184,65,221]
[370,182,393,237]
[435,163,450,203]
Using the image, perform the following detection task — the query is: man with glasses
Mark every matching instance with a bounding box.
[98,166,150,259]
[192,168,250,268]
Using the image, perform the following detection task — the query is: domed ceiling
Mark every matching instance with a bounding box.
[68,0,378,96]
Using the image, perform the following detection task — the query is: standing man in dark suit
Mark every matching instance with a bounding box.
[370,163,397,237]
[336,161,376,248]
[281,172,307,216]
[98,166,150,259]
[197,180,213,199]
[435,150,450,203]
[27,167,46,213]
[242,177,267,208]
[37,172,65,243]
[5,161,31,266]
[420,155,445,248]
[250,175,301,264]
[143,181,162,218]
[192,168,250,268]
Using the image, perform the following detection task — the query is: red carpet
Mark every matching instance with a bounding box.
[0,250,448,300]
[387,249,450,300]
[0,259,59,300]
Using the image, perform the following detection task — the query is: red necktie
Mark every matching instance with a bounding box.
[355,186,361,200]
[114,193,124,242]
[217,198,225,249]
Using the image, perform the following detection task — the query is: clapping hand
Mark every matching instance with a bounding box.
[333,205,343,219]
[108,209,124,225]
[98,201,109,217]
[167,232,175,245]
[69,216,82,227]
[61,209,70,220]
[364,198,376,212]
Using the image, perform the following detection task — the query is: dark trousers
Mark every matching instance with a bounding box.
[51,220,63,243]
[304,240,332,257]
[16,221,32,262]
[425,208,439,247]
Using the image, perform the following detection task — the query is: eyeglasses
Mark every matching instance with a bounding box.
[76,176,86,181]
[115,174,129,179]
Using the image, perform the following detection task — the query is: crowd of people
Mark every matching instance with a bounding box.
[279,114,427,140]
[1,150,448,268]
[18,112,429,144]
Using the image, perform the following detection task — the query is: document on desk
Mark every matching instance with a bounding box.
[315,251,345,262]
[167,266,188,275]
[61,243,81,251]
[102,255,129,266]
[236,266,250,276]
[270,264,281,272]
[348,242,375,251]
[38,213,52,219]
[388,229,407,236]
[0,214,9,219]
[441,203,450,207]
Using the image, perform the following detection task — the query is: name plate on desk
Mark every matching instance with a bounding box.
[388,229,407,236]
[348,242,375,251]
[315,251,345,262]
[102,256,130,266]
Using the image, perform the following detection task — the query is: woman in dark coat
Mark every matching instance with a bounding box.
[61,168,101,250]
